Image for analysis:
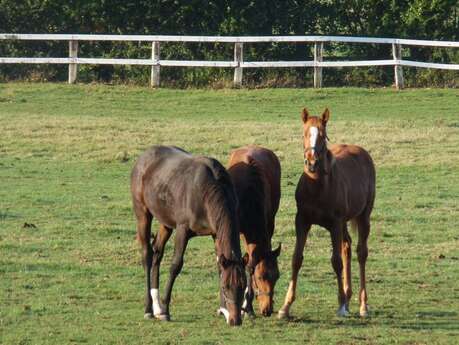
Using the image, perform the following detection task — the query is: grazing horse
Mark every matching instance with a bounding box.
[227,146,281,317]
[278,108,375,319]
[131,145,246,326]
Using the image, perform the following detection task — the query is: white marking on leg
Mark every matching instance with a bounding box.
[309,127,319,154]
[218,307,230,323]
[336,304,349,317]
[360,304,369,317]
[278,307,289,319]
[242,286,249,309]
[150,288,165,316]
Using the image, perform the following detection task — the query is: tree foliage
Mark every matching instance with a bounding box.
[0,0,457,86]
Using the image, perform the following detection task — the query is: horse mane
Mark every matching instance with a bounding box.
[201,158,241,260]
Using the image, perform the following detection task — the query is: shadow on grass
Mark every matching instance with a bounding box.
[284,315,371,328]
[280,310,459,331]
[0,209,20,220]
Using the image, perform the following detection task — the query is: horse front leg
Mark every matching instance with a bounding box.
[330,222,348,317]
[161,225,190,320]
[150,224,172,320]
[278,213,310,319]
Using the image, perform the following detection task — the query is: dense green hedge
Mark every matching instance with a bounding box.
[0,0,457,87]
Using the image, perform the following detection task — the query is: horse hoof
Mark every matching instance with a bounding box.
[278,309,289,320]
[144,313,153,320]
[242,310,256,319]
[360,306,370,318]
[155,314,170,321]
[336,305,350,317]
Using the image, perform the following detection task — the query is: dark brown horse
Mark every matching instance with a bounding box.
[227,145,281,317]
[278,108,375,319]
[131,145,246,326]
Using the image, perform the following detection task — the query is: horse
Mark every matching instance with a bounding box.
[131,145,246,326]
[227,145,282,317]
[278,108,375,319]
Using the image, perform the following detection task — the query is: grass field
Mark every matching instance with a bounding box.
[1,83,458,345]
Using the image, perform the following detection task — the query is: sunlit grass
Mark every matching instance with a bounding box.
[1,83,458,344]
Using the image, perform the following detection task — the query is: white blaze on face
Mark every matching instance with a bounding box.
[309,127,319,155]
[150,288,165,316]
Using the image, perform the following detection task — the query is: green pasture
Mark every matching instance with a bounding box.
[0,83,458,345]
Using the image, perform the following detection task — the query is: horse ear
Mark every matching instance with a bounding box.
[242,253,249,266]
[321,108,330,125]
[272,243,282,257]
[301,108,310,123]
[243,253,255,275]
[219,254,230,269]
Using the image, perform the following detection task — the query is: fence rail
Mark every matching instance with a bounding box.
[1,34,458,88]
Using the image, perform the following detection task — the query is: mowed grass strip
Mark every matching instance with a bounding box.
[0,83,458,345]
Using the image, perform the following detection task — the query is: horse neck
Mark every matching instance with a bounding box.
[244,223,271,256]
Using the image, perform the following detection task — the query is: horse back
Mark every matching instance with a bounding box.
[330,144,375,187]
[131,145,231,233]
[331,144,375,218]
[228,146,281,239]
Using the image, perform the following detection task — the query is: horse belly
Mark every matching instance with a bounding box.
[143,187,178,229]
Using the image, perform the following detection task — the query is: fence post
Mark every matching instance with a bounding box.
[68,40,78,84]
[313,42,323,88]
[151,41,160,88]
[233,42,243,88]
[392,43,404,90]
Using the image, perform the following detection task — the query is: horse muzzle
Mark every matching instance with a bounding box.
[228,314,242,326]
[305,159,318,173]
[261,307,273,317]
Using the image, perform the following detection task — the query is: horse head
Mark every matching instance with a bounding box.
[218,254,246,326]
[244,243,281,316]
[301,108,330,174]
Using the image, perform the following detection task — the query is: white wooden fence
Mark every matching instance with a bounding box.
[0,34,458,89]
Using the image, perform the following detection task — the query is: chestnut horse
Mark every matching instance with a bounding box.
[278,108,375,319]
[227,145,281,317]
[131,145,246,326]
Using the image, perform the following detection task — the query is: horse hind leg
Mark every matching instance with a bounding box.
[330,222,348,317]
[356,215,370,317]
[134,205,154,319]
[341,222,352,313]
